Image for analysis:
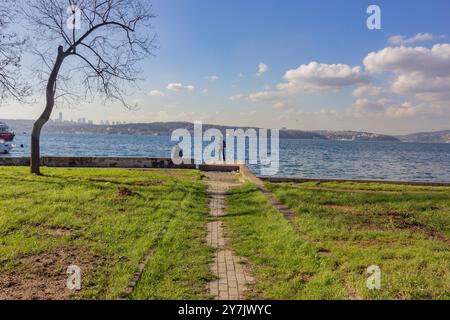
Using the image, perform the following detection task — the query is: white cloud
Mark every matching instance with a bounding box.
[347,98,387,118]
[148,90,165,97]
[352,85,388,98]
[273,101,294,110]
[229,94,245,101]
[201,88,209,94]
[256,63,268,76]
[364,44,450,76]
[248,91,283,102]
[347,98,422,119]
[247,43,450,122]
[391,73,450,96]
[167,83,195,92]
[388,33,442,46]
[364,44,450,102]
[277,62,369,93]
[205,75,219,81]
[385,102,420,118]
[249,62,369,110]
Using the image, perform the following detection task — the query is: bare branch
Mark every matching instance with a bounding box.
[0,0,30,104]
[24,0,157,108]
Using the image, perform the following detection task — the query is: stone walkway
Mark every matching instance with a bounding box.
[204,172,254,300]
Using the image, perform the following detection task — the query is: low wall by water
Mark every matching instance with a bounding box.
[0,157,196,169]
[262,176,450,187]
[1,157,449,186]
[0,157,30,166]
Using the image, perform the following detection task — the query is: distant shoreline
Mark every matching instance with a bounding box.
[2,119,450,143]
[13,131,450,145]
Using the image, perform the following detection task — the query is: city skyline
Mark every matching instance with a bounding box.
[1,0,450,135]
[53,112,126,126]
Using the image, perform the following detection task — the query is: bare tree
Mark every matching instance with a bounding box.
[0,0,29,104]
[24,0,157,174]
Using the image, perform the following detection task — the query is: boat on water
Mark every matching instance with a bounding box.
[0,140,13,154]
[0,122,15,142]
[0,122,15,154]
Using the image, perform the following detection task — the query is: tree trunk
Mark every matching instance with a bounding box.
[30,46,66,174]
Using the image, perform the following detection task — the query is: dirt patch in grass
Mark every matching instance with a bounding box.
[116,187,134,199]
[334,206,450,246]
[317,248,333,257]
[134,181,163,187]
[45,227,75,238]
[375,211,449,244]
[287,271,314,284]
[329,205,361,215]
[0,247,99,300]
[346,283,363,300]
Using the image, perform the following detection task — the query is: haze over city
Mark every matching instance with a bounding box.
[2,0,450,135]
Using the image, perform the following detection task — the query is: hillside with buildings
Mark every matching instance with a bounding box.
[2,118,402,142]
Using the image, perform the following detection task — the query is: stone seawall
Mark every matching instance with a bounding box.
[1,157,449,186]
[261,176,450,187]
[0,157,196,169]
[0,157,30,166]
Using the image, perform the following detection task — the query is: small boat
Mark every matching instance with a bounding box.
[0,140,13,154]
[0,122,15,142]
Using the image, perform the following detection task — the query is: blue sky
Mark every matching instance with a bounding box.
[3,0,450,134]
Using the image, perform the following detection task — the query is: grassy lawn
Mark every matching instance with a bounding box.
[0,167,212,300]
[226,184,347,299]
[270,182,450,299]
[2,166,449,300]
[225,182,450,300]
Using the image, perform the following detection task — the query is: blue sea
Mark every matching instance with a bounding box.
[7,133,450,182]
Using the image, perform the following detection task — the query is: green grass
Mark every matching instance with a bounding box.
[287,181,450,192]
[3,166,449,300]
[0,167,212,300]
[263,182,450,300]
[225,184,348,299]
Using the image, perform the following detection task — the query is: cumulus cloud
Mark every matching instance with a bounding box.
[148,90,165,97]
[248,91,283,102]
[352,85,388,97]
[256,63,268,76]
[229,94,244,101]
[277,62,369,93]
[392,74,450,96]
[249,62,369,105]
[248,42,450,122]
[273,101,293,110]
[364,44,450,76]
[385,102,420,118]
[347,98,387,118]
[364,44,450,102]
[347,98,422,119]
[388,33,442,46]
[167,83,195,92]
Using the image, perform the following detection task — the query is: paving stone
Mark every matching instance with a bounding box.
[205,172,253,300]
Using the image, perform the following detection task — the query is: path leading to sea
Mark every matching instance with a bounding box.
[204,172,254,300]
